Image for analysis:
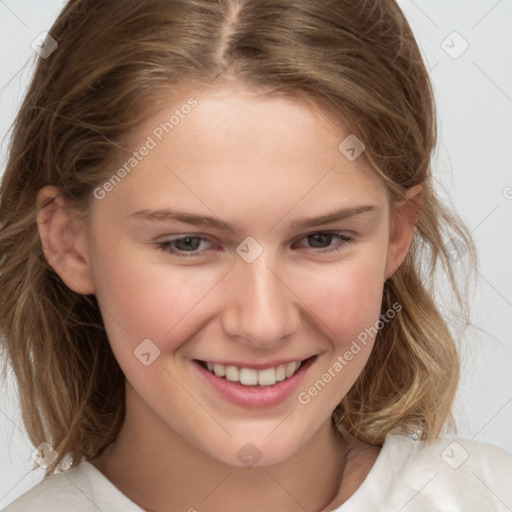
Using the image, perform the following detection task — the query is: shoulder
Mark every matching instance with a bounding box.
[1,466,90,512]
[389,434,512,477]
[1,462,143,511]
[339,434,512,512]
[383,435,512,510]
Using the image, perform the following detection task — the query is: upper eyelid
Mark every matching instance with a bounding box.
[159,229,353,240]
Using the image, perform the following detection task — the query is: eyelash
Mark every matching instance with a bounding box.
[156,232,354,258]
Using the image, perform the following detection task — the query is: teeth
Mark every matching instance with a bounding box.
[203,360,303,386]
[275,365,286,382]
[225,365,239,382]
[213,363,226,377]
[258,367,276,386]
[240,368,258,385]
[286,361,298,378]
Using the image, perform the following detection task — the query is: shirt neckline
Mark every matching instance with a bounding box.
[75,460,145,510]
[78,433,404,511]
[328,432,401,510]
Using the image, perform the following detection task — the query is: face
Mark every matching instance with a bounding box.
[42,81,417,468]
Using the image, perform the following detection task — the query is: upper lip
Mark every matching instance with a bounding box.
[196,355,316,371]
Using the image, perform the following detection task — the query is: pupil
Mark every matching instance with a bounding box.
[177,237,200,251]
[309,233,331,248]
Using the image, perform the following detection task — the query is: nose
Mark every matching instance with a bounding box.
[220,250,299,349]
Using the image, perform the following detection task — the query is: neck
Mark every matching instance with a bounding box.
[90,384,353,512]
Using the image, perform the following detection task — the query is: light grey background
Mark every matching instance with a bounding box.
[1,0,511,507]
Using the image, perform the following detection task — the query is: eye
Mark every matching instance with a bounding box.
[157,235,213,257]
[156,231,354,259]
[293,232,353,253]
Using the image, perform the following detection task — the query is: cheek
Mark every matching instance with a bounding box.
[90,239,223,360]
[297,251,386,346]
[294,253,387,406]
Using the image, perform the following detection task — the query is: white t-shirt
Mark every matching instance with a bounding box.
[2,434,512,511]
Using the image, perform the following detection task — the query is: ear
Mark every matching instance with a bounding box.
[36,185,95,295]
[384,184,423,280]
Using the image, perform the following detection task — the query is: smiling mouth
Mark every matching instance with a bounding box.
[196,356,316,387]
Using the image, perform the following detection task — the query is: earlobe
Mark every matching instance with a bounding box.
[384,185,423,280]
[36,185,96,295]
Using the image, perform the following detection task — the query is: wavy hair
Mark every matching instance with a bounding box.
[0,0,476,476]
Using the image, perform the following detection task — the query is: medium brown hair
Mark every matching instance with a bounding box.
[0,0,476,476]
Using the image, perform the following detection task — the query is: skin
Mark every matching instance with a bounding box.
[36,80,422,512]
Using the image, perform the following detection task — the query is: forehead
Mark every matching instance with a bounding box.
[95,81,386,222]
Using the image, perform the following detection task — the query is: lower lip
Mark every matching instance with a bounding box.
[194,357,316,409]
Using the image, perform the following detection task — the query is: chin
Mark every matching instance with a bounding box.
[207,430,312,469]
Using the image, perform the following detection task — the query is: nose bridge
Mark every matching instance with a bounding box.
[221,247,296,346]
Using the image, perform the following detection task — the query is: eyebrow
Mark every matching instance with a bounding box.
[129,205,377,233]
